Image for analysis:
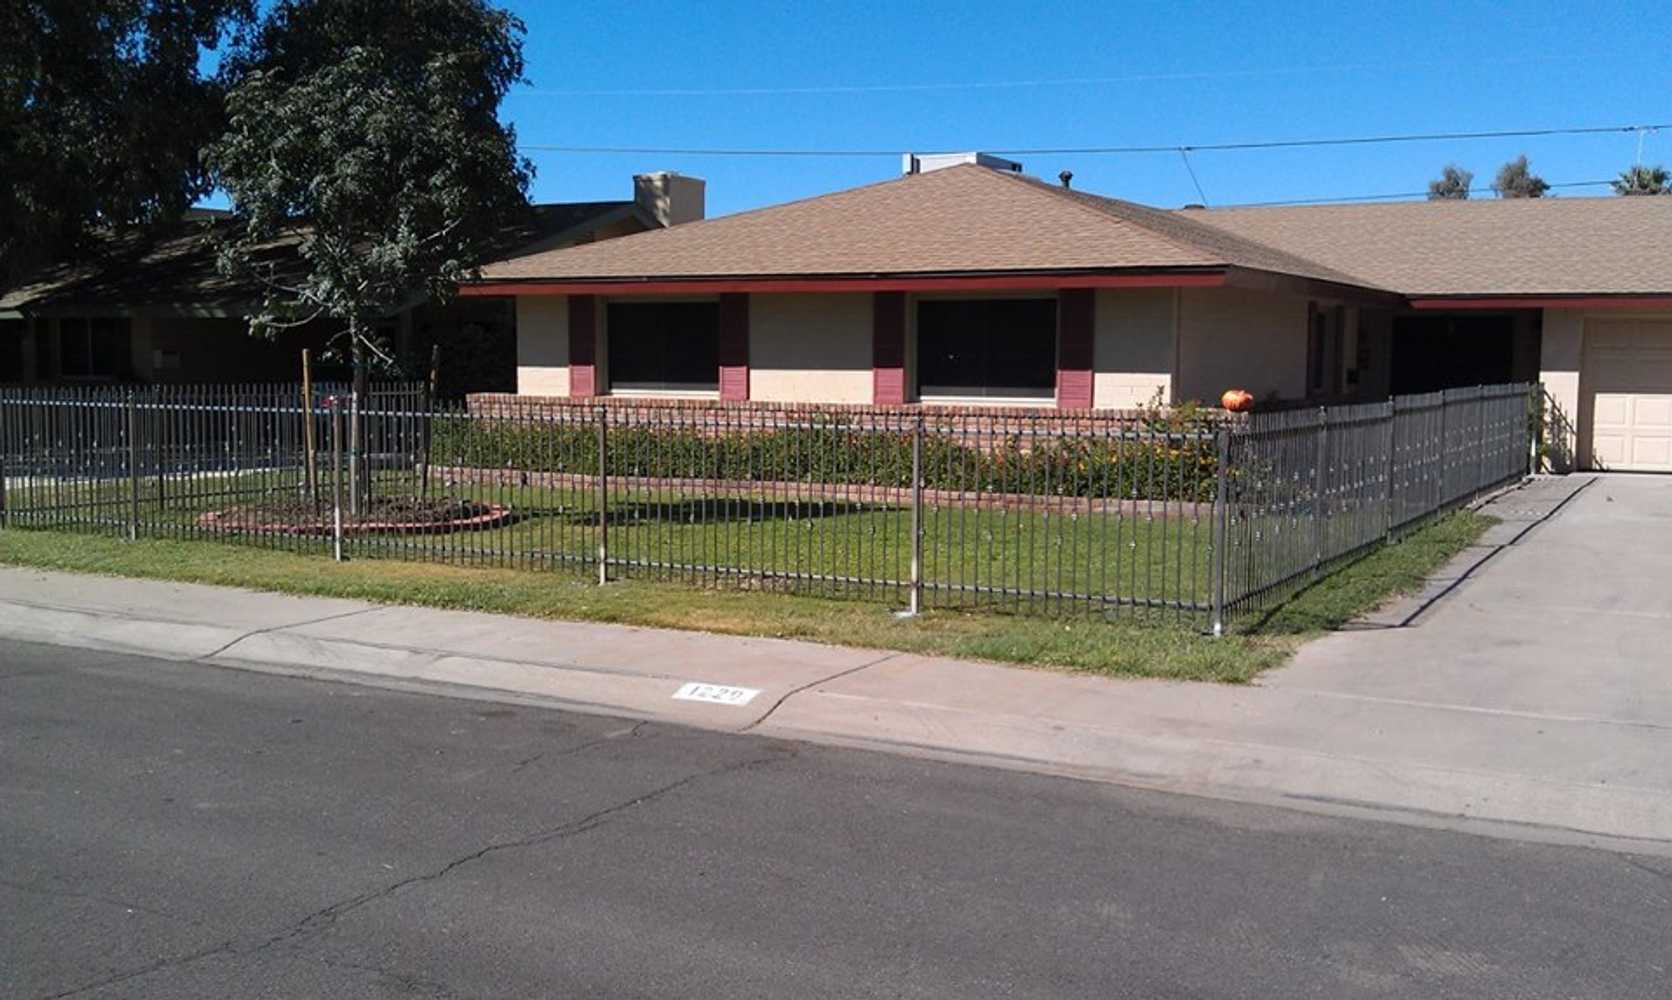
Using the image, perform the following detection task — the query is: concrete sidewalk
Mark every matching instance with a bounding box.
[2,474,1668,855]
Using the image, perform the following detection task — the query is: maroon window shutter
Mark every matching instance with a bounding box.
[872,291,907,405]
[1056,289,1094,409]
[718,293,750,401]
[568,294,596,397]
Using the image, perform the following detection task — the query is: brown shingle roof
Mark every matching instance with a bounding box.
[1,201,646,315]
[1184,196,1672,296]
[479,164,1360,283]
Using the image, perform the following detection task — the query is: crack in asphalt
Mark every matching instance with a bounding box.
[36,941,236,1000]
[320,955,467,999]
[0,878,199,927]
[31,743,797,1000]
[510,720,651,775]
[243,745,798,956]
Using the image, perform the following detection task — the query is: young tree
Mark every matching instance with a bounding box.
[1492,155,1550,198]
[1427,164,1473,200]
[0,0,253,290]
[205,0,533,373]
[1612,164,1671,196]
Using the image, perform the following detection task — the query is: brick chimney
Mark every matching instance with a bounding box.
[634,171,706,228]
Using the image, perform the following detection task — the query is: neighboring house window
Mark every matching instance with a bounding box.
[917,298,1056,400]
[1307,304,1344,399]
[606,301,719,392]
[58,317,131,380]
[0,320,23,382]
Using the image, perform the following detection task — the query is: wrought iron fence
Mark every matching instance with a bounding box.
[0,382,1537,632]
[1217,383,1536,628]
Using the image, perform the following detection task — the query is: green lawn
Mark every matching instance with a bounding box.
[0,509,1493,683]
[4,472,1214,613]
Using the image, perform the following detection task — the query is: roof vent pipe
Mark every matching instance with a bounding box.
[1058,170,1073,189]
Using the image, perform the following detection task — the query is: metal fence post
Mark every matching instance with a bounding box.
[596,407,609,585]
[1384,397,1398,541]
[330,397,345,562]
[0,396,9,530]
[1210,423,1231,636]
[908,412,924,616]
[152,389,166,510]
[1474,385,1487,498]
[1311,406,1328,579]
[126,390,140,541]
[1437,390,1449,508]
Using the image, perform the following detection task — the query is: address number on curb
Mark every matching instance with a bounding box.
[673,682,762,707]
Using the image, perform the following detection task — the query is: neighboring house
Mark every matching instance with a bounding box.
[0,172,705,396]
[465,154,1672,473]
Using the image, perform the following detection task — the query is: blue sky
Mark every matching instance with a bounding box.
[504,0,1670,216]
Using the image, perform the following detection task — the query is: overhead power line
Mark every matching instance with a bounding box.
[1218,179,1615,209]
[517,122,1667,159]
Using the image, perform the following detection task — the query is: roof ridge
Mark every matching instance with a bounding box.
[988,169,1218,264]
[1002,172,1383,289]
[486,168,947,268]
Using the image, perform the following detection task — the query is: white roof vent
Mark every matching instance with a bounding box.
[902,152,1023,176]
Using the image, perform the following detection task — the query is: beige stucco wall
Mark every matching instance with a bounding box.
[1540,308,1583,472]
[1093,288,1175,409]
[516,295,569,396]
[1175,286,1309,403]
[749,293,872,404]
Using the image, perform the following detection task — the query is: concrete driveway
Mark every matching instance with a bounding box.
[1276,474,1672,732]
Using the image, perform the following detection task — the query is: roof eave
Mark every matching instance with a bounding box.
[459,267,1231,297]
[1409,293,1672,310]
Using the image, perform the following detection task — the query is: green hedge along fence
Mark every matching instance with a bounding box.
[430,417,1221,502]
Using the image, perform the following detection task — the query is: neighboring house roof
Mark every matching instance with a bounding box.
[1,200,656,317]
[1183,196,1672,298]
[476,164,1368,288]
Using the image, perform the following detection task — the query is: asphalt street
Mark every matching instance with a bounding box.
[2,637,1669,999]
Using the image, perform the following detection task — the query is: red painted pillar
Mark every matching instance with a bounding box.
[718,293,750,401]
[1056,289,1094,409]
[873,291,907,405]
[568,294,597,397]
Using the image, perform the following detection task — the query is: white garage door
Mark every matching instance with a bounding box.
[1586,320,1672,472]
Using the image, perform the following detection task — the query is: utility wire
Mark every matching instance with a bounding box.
[1217,179,1616,208]
[517,122,1668,159]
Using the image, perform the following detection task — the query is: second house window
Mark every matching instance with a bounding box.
[607,301,719,392]
[917,298,1056,400]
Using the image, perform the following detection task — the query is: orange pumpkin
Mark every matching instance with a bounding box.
[1220,388,1255,413]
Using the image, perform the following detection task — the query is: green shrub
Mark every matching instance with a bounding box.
[429,415,1220,501]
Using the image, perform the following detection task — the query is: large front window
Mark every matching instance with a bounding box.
[607,301,718,392]
[58,317,130,380]
[917,298,1056,400]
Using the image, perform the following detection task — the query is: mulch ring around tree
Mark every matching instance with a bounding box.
[198,495,515,536]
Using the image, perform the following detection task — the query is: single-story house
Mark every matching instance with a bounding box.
[465,154,1672,473]
[0,171,706,396]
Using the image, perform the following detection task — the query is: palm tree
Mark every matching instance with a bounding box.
[1612,164,1671,196]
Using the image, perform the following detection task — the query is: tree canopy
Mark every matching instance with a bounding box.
[1491,155,1550,199]
[1427,164,1473,200]
[0,0,252,290]
[1612,164,1670,196]
[205,0,533,368]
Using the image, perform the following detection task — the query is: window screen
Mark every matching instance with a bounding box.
[606,301,719,391]
[917,298,1056,399]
